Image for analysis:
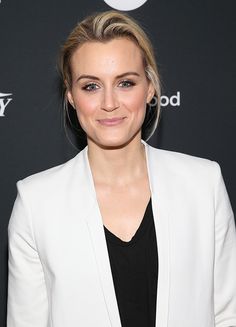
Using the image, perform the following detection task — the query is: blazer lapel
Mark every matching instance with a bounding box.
[73,142,171,327]
[144,141,171,326]
[76,147,122,327]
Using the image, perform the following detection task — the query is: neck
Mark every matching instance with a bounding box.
[87,138,147,186]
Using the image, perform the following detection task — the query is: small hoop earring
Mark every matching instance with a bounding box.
[148,96,158,107]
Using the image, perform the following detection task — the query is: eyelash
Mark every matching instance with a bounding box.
[82,83,99,92]
[119,80,136,88]
[81,80,136,92]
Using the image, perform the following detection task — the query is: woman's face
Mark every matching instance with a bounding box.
[67,38,155,149]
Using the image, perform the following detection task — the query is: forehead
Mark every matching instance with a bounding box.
[70,38,144,76]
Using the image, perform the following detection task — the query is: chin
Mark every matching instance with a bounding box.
[89,131,141,150]
[95,139,128,150]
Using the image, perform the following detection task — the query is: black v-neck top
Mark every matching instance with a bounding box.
[103,198,158,327]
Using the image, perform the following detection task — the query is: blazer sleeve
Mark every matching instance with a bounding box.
[213,162,236,327]
[7,180,48,327]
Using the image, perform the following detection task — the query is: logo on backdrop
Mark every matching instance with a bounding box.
[104,0,148,11]
[161,91,180,108]
[0,92,13,117]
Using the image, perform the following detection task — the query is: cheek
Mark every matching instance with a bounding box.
[73,93,97,118]
[125,91,147,115]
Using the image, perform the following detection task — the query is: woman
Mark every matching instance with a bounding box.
[7,10,236,327]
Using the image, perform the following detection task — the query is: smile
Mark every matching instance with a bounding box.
[97,117,126,126]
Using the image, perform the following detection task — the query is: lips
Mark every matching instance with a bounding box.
[97,117,126,126]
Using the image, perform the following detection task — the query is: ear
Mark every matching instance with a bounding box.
[66,89,76,110]
[146,81,155,103]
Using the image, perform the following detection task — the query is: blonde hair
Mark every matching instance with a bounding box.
[59,10,162,141]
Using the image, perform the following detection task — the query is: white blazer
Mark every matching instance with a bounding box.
[7,141,236,327]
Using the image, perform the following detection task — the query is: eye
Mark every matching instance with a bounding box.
[119,80,136,88]
[82,83,99,92]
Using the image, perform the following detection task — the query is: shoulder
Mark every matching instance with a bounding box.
[146,143,221,183]
[15,148,87,195]
[146,144,229,209]
[147,143,218,166]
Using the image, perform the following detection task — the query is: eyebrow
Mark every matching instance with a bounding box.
[76,72,140,82]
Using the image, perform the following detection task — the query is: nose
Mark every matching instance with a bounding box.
[101,88,119,112]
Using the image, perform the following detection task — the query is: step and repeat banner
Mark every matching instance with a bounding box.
[0,0,235,324]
